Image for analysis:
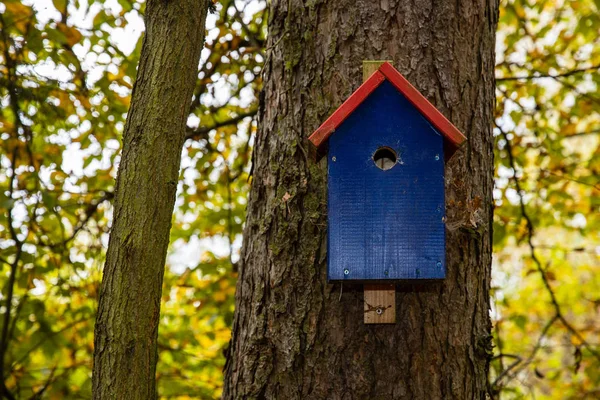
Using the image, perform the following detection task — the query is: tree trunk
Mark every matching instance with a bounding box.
[224,1,498,399]
[92,1,209,398]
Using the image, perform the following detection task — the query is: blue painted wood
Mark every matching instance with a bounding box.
[327,80,446,281]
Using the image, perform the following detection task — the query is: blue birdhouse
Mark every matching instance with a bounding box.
[309,62,466,282]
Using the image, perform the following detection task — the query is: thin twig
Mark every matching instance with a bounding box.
[185,110,257,140]
[499,126,600,362]
[496,63,600,82]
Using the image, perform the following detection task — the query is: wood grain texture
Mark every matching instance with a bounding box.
[362,61,396,325]
[224,0,497,398]
[363,60,393,82]
[308,71,385,148]
[364,284,396,324]
[379,62,467,149]
[327,81,446,281]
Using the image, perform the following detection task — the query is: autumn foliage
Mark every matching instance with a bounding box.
[0,0,598,398]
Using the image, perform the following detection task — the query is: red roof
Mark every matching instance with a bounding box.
[308,62,466,157]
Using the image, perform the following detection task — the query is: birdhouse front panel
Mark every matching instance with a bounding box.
[308,62,467,283]
[327,81,446,281]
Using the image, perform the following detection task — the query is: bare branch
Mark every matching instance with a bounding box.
[498,126,600,363]
[540,169,600,190]
[185,109,258,141]
[561,128,600,138]
[496,64,600,82]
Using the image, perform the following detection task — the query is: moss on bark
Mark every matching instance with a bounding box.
[92,1,209,399]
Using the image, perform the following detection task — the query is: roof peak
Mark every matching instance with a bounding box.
[308,62,466,158]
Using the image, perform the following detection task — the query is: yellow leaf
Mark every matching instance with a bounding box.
[57,22,83,46]
[4,3,33,33]
[214,291,226,302]
[119,95,131,107]
[77,94,91,109]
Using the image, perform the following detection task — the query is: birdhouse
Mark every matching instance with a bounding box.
[309,62,466,282]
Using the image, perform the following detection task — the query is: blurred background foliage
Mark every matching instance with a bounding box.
[0,0,597,398]
[493,0,600,398]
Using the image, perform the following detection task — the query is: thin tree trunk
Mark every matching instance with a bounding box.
[92,1,209,398]
[224,1,498,399]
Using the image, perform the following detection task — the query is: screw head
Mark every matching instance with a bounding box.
[436,261,442,268]
[376,307,383,315]
[435,154,440,160]
[332,156,337,162]
[343,268,349,275]
[384,270,389,276]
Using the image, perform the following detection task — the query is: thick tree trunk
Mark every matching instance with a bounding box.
[92,1,209,398]
[224,1,498,399]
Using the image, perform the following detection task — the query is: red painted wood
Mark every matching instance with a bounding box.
[378,62,466,149]
[308,62,467,156]
[308,71,386,149]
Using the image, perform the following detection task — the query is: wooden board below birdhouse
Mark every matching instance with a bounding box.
[327,81,446,281]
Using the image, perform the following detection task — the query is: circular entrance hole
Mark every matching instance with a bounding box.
[372,147,398,171]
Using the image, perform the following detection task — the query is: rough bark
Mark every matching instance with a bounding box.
[92,1,209,399]
[224,0,498,399]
